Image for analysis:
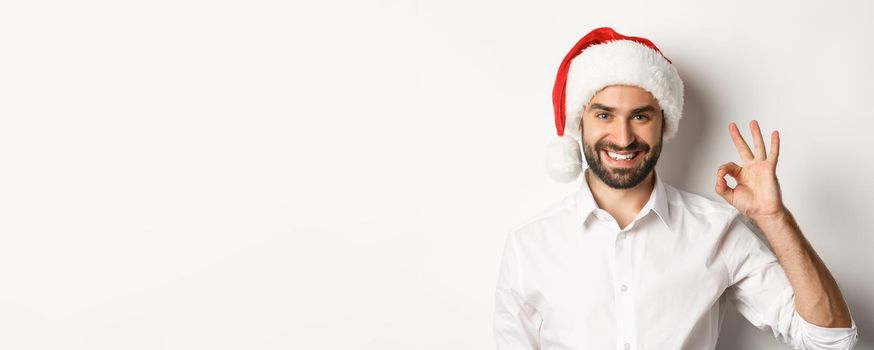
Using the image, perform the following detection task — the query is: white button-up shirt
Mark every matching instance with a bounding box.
[494,170,859,350]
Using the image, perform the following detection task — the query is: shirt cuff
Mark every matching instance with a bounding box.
[799,314,859,348]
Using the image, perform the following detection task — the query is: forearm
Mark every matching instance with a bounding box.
[750,208,852,328]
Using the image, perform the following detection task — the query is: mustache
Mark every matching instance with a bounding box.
[596,139,651,153]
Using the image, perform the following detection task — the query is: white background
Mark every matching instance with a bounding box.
[1,0,872,349]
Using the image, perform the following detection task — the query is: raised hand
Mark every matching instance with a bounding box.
[715,120,786,220]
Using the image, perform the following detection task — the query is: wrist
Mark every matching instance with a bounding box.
[749,205,792,231]
[753,205,789,219]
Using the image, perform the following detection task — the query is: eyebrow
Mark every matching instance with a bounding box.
[589,103,658,114]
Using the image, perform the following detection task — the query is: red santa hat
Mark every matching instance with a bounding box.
[546,27,685,182]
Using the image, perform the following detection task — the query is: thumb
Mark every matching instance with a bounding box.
[715,162,742,200]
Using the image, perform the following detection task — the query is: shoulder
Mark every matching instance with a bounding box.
[506,191,579,244]
[661,184,766,270]
[662,183,742,232]
[664,183,738,218]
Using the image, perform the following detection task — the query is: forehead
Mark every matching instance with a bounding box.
[588,85,659,108]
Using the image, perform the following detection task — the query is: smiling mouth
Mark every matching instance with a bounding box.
[601,149,642,165]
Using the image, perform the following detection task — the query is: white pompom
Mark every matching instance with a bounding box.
[545,135,582,182]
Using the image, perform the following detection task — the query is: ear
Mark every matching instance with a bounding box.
[660,109,666,135]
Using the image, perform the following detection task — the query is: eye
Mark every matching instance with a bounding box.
[596,113,610,120]
[633,114,650,121]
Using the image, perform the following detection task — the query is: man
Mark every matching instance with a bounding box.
[494,27,859,350]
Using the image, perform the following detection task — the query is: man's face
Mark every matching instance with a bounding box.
[580,85,665,189]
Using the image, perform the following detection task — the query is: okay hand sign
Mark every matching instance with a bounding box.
[715,120,786,220]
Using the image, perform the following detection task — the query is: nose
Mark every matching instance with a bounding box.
[612,120,635,148]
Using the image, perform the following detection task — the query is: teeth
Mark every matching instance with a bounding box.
[607,151,635,160]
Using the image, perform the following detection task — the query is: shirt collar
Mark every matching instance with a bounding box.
[574,169,672,232]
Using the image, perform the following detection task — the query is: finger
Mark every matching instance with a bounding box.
[715,167,731,194]
[718,161,743,179]
[715,164,736,201]
[729,122,755,162]
[769,130,780,164]
[750,120,767,160]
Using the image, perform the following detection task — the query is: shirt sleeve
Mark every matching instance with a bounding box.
[494,231,542,350]
[722,212,859,350]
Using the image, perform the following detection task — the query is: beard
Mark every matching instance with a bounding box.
[582,134,663,189]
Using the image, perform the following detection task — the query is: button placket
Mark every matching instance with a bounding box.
[614,229,635,350]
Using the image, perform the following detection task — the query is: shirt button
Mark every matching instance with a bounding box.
[620,284,628,292]
[624,343,631,350]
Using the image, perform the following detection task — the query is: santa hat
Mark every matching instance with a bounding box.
[546,27,684,182]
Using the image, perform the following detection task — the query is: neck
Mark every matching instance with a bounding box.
[585,168,656,227]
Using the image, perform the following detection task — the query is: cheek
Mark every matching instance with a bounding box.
[582,133,605,150]
[636,126,662,144]
[581,125,608,142]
